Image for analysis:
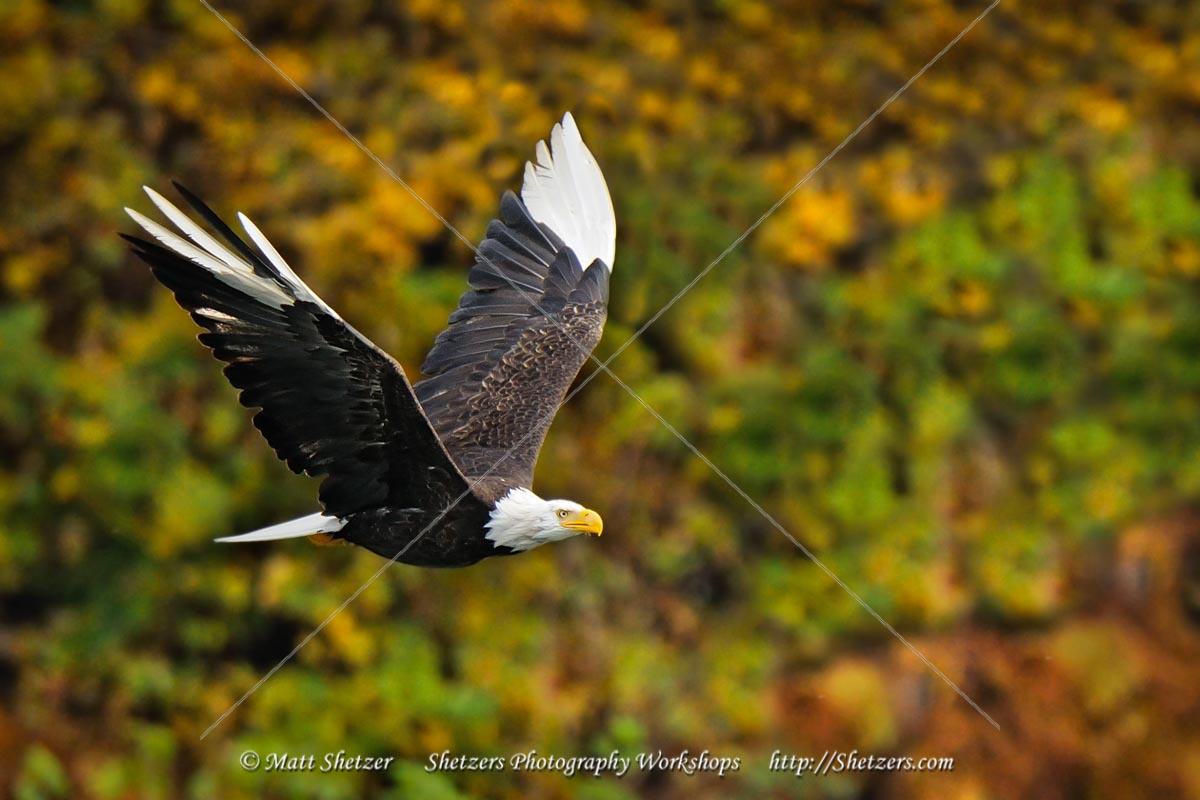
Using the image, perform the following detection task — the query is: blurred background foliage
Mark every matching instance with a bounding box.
[3,0,1200,797]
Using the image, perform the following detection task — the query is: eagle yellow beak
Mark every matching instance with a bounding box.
[562,508,603,536]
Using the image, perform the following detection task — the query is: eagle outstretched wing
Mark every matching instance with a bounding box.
[414,113,616,494]
[122,185,473,519]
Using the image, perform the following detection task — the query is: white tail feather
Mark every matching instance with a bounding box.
[521,112,616,271]
[215,512,345,543]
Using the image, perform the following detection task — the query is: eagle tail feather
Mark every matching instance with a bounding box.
[215,512,345,543]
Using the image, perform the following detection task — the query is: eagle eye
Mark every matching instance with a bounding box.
[557,509,568,518]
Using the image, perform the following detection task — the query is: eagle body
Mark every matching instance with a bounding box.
[340,505,505,568]
[124,114,614,567]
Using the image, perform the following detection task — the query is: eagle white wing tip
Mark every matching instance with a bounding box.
[127,187,295,309]
[127,185,348,319]
[519,112,616,272]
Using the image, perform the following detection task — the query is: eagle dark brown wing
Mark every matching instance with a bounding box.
[414,195,609,495]
[414,115,615,498]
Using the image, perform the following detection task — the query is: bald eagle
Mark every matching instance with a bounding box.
[122,114,613,567]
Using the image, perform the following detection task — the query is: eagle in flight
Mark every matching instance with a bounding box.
[123,113,613,567]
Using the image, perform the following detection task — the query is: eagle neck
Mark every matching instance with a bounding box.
[485,487,557,552]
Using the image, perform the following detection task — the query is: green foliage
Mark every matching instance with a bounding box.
[14,745,69,800]
[3,1,1200,798]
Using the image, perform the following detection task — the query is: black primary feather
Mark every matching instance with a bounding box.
[121,194,473,519]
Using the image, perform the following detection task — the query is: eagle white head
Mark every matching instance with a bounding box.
[485,488,603,552]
